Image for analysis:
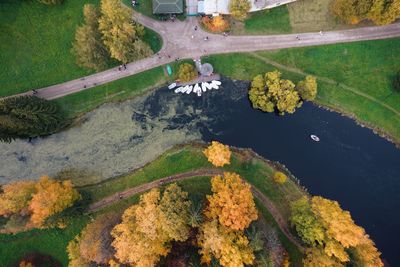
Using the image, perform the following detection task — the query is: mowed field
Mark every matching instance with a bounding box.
[0,0,161,97]
[205,38,400,142]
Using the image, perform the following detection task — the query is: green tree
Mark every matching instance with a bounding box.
[229,0,251,21]
[159,183,192,241]
[178,63,198,82]
[0,96,66,142]
[367,0,400,25]
[289,197,325,246]
[98,0,152,63]
[297,75,318,101]
[72,4,109,71]
[248,70,302,115]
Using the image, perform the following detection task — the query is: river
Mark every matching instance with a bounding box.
[0,78,399,264]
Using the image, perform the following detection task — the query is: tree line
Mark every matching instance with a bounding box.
[72,0,153,71]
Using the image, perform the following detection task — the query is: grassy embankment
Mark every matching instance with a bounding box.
[0,0,162,97]
[0,145,305,266]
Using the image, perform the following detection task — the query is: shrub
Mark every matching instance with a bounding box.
[178,63,198,83]
[273,171,287,184]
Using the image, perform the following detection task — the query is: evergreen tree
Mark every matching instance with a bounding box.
[0,96,66,142]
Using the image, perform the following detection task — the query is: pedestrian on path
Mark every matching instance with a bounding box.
[118,65,122,71]
[123,63,127,70]
[296,35,300,40]
[319,31,323,36]
[194,26,198,31]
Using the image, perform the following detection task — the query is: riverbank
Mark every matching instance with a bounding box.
[0,144,306,266]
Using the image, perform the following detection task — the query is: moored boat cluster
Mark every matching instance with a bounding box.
[169,80,222,96]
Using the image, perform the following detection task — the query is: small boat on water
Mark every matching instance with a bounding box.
[310,135,320,142]
[168,83,177,89]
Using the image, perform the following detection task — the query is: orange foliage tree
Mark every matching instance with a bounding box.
[111,184,191,266]
[202,16,230,33]
[29,176,81,227]
[0,181,36,217]
[206,172,258,231]
[203,141,231,167]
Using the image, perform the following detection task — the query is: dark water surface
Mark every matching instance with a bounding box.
[157,78,400,265]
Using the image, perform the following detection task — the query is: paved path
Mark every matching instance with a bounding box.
[15,12,400,100]
[87,168,304,250]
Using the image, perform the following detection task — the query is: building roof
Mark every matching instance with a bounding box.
[153,0,184,14]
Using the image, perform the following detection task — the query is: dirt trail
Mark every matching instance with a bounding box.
[88,168,304,250]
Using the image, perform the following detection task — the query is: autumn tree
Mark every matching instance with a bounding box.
[290,197,325,246]
[29,176,81,227]
[311,196,365,248]
[79,213,120,264]
[178,63,198,82]
[197,219,255,267]
[331,0,400,25]
[0,181,36,217]
[112,184,192,266]
[229,0,251,21]
[349,236,384,267]
[303,248,344,267]
[297,75,318,101]
[72,4,109,71]
[368,0,400,25]
[206,172,258,231]
[248,70,302,115]
[67,237,90,267]
[202,16,230,32]
[273,171,287,184]
[203,141,231,167]
[98,0,152,63]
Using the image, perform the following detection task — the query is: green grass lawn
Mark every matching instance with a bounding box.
[242,5,292,34]
[0,0,162,97]
[204,37,400,142]
[0,217,88,266]
[0,145,304,266]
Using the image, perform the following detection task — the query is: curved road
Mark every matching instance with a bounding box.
[20,12,400,100]
[87,168,304,250]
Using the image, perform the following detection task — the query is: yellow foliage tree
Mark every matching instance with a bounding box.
[98,0,152,63]
[0,181,36,217]
[29,176,81,227]
[273,171,287,184]
[111,184,191,266]
[177,63,198,82]
[67,236,90,267]
[198,219,255,267]
[303,247,344,267]
[203,141,231,167]
[202,16,230,32]
[311,196,365,248]
[206,172,258,231]
[350,236,384,267]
